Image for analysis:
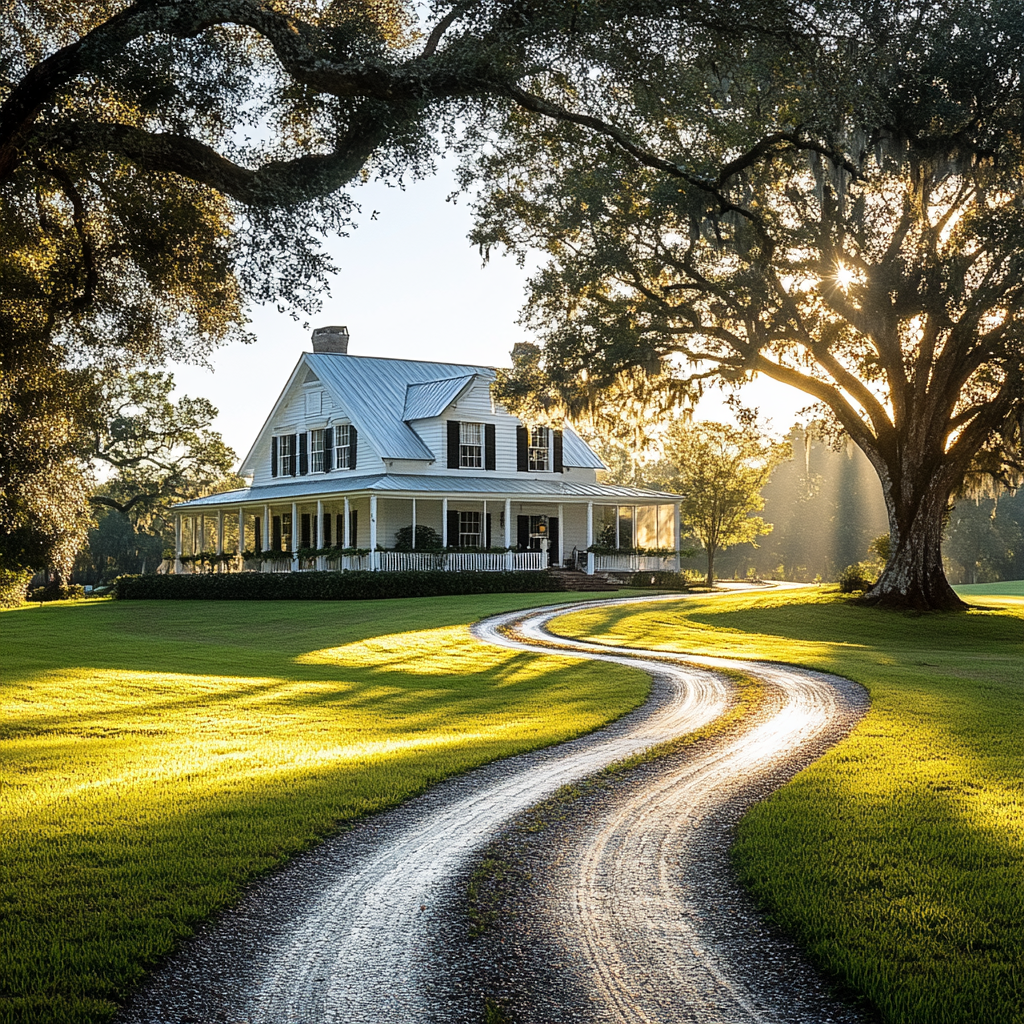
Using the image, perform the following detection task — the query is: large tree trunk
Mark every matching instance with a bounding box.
[706,546,716,589]
[863,461,965,612]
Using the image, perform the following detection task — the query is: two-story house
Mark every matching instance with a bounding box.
[170,327,681,575]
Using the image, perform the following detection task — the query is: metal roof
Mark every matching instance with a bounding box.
[402,375,476,421]
[307,354,491,460]
[562,426,606,470]
[173,473,681,510]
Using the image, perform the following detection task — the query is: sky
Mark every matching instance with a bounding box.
[169,163,810,465]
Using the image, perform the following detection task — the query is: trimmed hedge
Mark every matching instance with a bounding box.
[621,570,698,590]
[111,570,567,601]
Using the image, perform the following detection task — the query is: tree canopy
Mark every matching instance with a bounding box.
[468,0,1024,609]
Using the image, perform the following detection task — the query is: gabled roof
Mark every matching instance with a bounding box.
[239,351,607,472]
[402,375,477,421]
[307,354,491,460]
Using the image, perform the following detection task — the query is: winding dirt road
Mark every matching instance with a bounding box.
[118,593,867,1024]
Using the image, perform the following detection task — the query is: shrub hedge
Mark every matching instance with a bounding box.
[620,570,698,590]
[112,570,567,601]
[28,583,87,603]
[0,567,32,608]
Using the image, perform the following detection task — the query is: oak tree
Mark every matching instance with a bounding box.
[468,0,1024,610]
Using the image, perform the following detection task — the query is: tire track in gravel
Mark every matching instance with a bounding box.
[116,594,730,1024]
[477,595,871,1024]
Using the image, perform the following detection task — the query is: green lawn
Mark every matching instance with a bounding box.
[551,588,1024,1024]
[0,593,650,1024]
[955,579,1024,596]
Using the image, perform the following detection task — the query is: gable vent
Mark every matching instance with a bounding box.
[312,325,349,353]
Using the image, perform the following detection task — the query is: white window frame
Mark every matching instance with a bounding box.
[335,424,351,470]
[279,434,295,476]
[458,510,482,547]
[460,422,483,468]
[529,427,549,471]
[310,429,325,473]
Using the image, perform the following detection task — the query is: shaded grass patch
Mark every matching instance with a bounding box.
[551,588,1024,1024]
[0,593,650,1024]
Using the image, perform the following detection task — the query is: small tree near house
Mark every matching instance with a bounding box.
[651,421,790,588]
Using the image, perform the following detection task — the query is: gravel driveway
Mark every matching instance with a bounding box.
[117,592,869,1024]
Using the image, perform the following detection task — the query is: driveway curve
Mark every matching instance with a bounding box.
[117,592,867,1024]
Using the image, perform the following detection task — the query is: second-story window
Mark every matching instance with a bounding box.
[460,422,483,468]
[310,429,325,473]
[279,434,295,476]
[335,424,351,469]
[529,427,549,471]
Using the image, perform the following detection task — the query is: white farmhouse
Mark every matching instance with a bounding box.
[170,327,681,576]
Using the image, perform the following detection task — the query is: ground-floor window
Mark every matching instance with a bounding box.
[459,510,482,547]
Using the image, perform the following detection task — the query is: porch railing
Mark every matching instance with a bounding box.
[594,553,677,573]
[168,549,548,574]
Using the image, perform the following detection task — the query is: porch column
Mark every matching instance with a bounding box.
[370,494,378,570]
[199,515,205,555]
[191,517,197,556]
[615,505,620,549]
[238,507,245,557]
[174,514,182,573]
[216,511,224,555]
[291,501,299,570]
[316,499,324,569]
[411,498,417,550]
[442,497,448,547]
[673,502,681,571]
[482,500,487,548]
[586,502,594,575]
[263,504,270,556]
[343,496,351,571]
[504,498,512,570]
[557,503,564,567]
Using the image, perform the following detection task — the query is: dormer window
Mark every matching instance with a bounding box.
[529,427,549,471]
[460,422,483,468]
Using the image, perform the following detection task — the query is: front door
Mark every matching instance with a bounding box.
[517,515,560,565]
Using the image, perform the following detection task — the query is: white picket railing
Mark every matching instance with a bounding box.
[170,550,549,574]
[594,554,677,573]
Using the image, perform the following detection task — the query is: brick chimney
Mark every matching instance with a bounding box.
[311,325,349,353]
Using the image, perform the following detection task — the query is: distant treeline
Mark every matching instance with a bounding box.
[686,427,1023,585]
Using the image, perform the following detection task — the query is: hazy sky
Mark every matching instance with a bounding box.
[170,163,809,464]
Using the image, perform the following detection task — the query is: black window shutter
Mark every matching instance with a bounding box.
[447,421,461,468]
[322,514,331,547]
[549,517,559,564]
[299,432,308,475]
[324,427,333,472]
[336,513,345,546]
[517,515,530,551]
[254,516,262,551]
[485,424,496,470]
[270,436,278,477]
[516,425,529,472]
[300,513,311,548]
[289,433,298,476]
[485,512,492,549]
[272,516,282,550]
[350,426,358,470]
[553,430,564,473]
[350,509,358,545]
[447,509,459,547]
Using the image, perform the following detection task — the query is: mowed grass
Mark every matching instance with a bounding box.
[955,579,1024,597]
[551,589,1024,1024]
[0,594,650,1024]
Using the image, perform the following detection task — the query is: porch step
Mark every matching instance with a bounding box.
[547,568,622,592]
